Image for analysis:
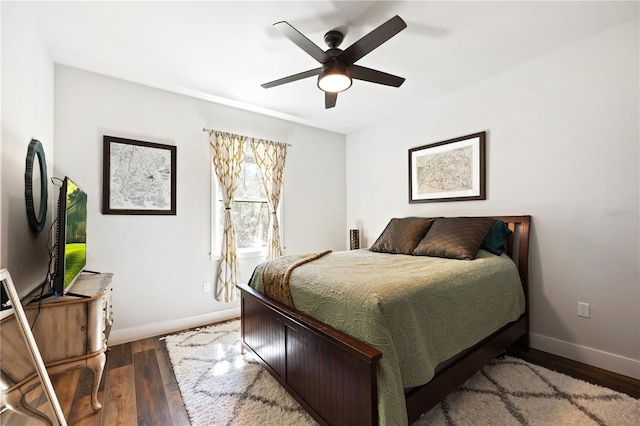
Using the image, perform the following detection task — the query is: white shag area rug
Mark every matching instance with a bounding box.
[163,320,639,426]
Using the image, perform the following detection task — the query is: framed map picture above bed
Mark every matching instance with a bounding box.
[409,131,486,203]
[102,135,177,215]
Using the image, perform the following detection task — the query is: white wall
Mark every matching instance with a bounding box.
[1,3,55,296]
[54,66,346,344]
[346,19,639,379]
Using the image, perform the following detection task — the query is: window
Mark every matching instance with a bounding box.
[212,145,280,259]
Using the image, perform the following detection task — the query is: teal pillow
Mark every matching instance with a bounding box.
[481,219,512,255]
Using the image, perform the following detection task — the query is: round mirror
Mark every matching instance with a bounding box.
[25,139,48,233]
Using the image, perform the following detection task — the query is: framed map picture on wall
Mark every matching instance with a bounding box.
[408,132,485,203]
[102,136,177,215]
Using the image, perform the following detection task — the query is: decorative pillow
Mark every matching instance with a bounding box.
[413,217,496,260]
[370,217,434,255]
[481,219,512,255]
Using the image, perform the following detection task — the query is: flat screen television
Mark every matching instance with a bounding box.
[52,177,88,296]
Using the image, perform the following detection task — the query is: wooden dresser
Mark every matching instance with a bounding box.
[0,272,113,423]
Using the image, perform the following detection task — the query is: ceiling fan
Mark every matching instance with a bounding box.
[261,15,407,109]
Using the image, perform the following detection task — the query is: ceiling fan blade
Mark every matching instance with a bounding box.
[325,92,337,109]
[350,65,405,87]
[261,67,322,89]
[273,21,331,64]
[337,15,407,65]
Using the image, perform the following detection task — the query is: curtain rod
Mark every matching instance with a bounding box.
[202,127,291,147]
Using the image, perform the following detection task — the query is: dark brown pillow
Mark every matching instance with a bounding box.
[370,218,434,255]
[413,217,496,260]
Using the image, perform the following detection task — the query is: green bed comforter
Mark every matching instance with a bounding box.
[250,249,525,425]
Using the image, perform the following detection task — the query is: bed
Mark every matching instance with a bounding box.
[238,215,530,425]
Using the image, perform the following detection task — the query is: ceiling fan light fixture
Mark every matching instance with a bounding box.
[317,63,352,93]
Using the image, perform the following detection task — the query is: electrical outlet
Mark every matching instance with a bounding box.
[578,302,590,318]
[203,281,210,292]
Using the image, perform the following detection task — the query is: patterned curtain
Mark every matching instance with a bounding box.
[209,131,246,302]
[250,138,287,260]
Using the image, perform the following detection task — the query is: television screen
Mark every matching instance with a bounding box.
[63,179,87,289]
[53,177,87,295]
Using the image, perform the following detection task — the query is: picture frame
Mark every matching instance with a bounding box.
[408,131,486,203]
[102,136,177,215]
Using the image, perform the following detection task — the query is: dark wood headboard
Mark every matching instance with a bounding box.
[492,215,531,291]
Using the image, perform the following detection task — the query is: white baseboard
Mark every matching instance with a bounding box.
[530,332,640,380]
[108,306,241,346]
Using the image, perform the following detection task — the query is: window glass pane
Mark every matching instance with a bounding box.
[217,154,265,201]
[235,156,266,200]
[216,201,269,249]
[235,201,269,249]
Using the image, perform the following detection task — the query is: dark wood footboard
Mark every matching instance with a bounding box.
[405,315,527,423]
[239,215,531,425]
[240,283,382,426]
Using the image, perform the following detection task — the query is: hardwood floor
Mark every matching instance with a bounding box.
[1,334,190,426]
[2,326,638,425]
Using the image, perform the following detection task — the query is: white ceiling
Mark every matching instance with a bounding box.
[26,1,639,135]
